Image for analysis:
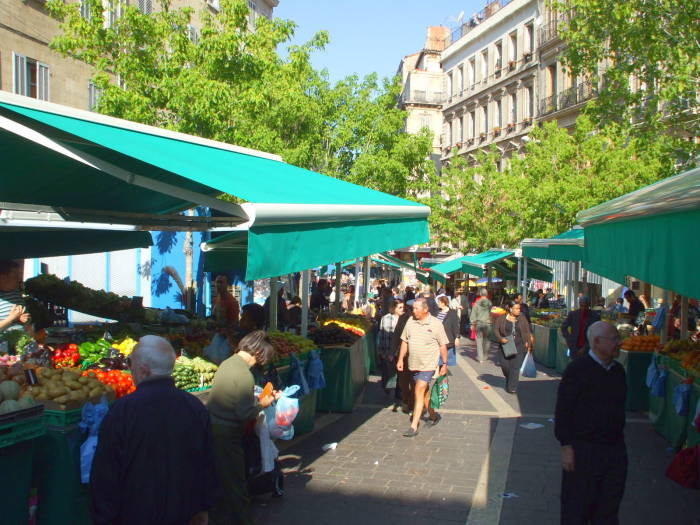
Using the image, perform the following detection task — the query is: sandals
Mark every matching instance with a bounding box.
[403,427,419,437]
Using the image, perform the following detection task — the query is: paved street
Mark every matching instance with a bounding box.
[254,341,700,524]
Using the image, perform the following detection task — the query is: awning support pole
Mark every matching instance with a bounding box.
[364,256,371,303]
[522,257,528,303]
[660,288,671,344]
[269,278,278,331]
[354,259,361,309]
[301,270,309,338]
[516,257,522,297]
[335,262,342,312]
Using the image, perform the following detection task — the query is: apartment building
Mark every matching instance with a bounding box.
[397,26,449,171]
[0,0,278,111]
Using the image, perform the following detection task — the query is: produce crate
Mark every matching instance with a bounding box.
[43,407,83,428]
[0,405,46,449]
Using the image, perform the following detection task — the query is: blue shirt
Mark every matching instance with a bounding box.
[588,349,615,372]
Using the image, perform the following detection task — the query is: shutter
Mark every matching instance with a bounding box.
[38,63,49,101]
[13,52,27,96]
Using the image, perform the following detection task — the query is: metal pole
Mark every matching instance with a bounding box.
[354,258,360,309]
[660,288,671,344]
[681,296,689,340]
[269,277,278,331]
[335,262,342,312]
[301,269,309,337]
[364,256,371,303]
[522,257,528,304]
[516,257,522,297]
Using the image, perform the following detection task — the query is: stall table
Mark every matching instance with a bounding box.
[554,332,570,374]
[316,337,367,413]
[275,358,318,436]
[617,350,653,411]
[648,355,694,450]
[686,380,700,447]
[532,324,557,369]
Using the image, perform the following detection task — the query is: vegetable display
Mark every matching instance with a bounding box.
[662,339,700,374]
[309,323,359,346]
[173,356,218,391]
[82,369,135,398]
[30,368,114,409]
[51,343,81,368]
[268,331,316,359]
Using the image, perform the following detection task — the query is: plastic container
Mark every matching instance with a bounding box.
[0,438,36,525]
[0,405,45,449]
[43,407,84,428]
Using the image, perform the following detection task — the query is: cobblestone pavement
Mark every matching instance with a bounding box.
[253,339,700,524]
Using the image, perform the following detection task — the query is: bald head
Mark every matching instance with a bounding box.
[131,335,176,385]
[587,321,621,362]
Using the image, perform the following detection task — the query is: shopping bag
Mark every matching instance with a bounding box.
[265,385,300,440]
[672,381,692,416]
[202,333,232,365]
[429,371,450,409]
[305,350,326,390]
[520,351,537,378]
[79,395,110,483]
[290,354,309,397]
[649,366,668,397]
[646,356,659,388]
[665,445,699,489]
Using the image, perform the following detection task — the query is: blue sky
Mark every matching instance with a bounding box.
[275,0,483,84]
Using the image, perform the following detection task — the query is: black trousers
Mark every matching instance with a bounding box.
[561,441,627,525]
[499,349,525,393]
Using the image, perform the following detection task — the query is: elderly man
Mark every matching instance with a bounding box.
[90,336,217,525]
[560,296,601,357]
[397,297,449,437]
[555,321,627,525]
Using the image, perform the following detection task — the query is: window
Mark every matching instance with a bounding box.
[468,58,476,87]
[461,114,467,142]
[510,92,517,123]
[495,41,502,71]
[526,85,534,118]
[13,53,49,101]
[525,23,534,54]
[137,0,152,15]
[88,81,103,111]
[482,104,489,134]
[187,24,199,44]
[420,114,431,130]
[454,118,461,144]
[496,99,502,128]
[546,64,557,96]
[247,0,257,26]
[446,72,453,99]
[481,50,488,80]
[508,32,517,62]
[470,110,476,138]
[80,0,91,19]
[456,65,463,95]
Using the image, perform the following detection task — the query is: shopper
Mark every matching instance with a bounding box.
[391,306,413,413]
[90,336,216,525]
[377,299,404,401]
[310,278,330,310]
[397,297,449,437]
[0,259,30,333]
[555,321,627,525]
[287,296,302,329]
[207,331,277,525]
[560,296,601,357]
[213,274,240,325]
[471,288,493,363]
[513,293,531,323]
[342,285,356,312]
[534,289,550,309]
[421,286,440,316]
[623,289,645,326]
[493,301,532,394]
[263,284,288,329]
[437,295,460,365]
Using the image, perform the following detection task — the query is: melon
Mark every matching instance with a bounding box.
[18,396,35,410]
[0,380,21,401]
[0,399,21,415]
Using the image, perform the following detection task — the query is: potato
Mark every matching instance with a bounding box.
[69,391,86,402]
[48,386,68,398]
[36,393,48,401]
[40,369,54,379]
[77,377,89,385]
[63,371,79,381]
[53,394,70,404]
[89,387,103,398]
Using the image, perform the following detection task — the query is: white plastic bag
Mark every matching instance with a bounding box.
[203,333,232,365]
[520,352,537,378]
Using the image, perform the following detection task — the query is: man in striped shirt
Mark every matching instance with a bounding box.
[0,259,30,333]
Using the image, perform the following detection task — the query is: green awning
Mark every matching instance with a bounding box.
[491,259,554,283]
[0,93,429,280]
[0,229,152,259]
[430,256,470,276]
[460,250,514,277]
[521,228,584,261]
[577,167,700,299]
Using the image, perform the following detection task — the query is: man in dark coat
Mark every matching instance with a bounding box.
[560,296,601,357]
[555,321,627,524]
[90,336,217,525]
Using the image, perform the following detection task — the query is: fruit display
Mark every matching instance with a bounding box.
[309,323,358,346]
[25,273,145,322]
[491,307,507,316]
[620,334,660,352]
[0,354,21,367]
[173,356,218,391]
[531,309,565,327]
[114,337,137,356]
[268,331,316,359]
[0,376,38,415]
[321,319,365,337]
[51,343,81,368]
[82,369,135,398]
[661,339,700,374]
[30,368,115,409]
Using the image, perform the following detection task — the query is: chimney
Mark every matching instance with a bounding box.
[425,26,450,51]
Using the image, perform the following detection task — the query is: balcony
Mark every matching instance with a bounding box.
[440,0,516,48]
[402,90,445,105]
[539,94,558,116]
[539,20,561,47]
[558,81,597,111]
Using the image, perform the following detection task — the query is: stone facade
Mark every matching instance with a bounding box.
[0,0,278,111]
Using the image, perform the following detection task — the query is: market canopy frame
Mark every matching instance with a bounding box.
[577,166,700,299]
[0,93,430,280]
[521,227,584,262]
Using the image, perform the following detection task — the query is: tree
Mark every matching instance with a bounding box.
[46,0,434,198]
[428,117,676,251]
[551,0,700,164]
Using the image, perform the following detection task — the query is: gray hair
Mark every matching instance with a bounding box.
[586,320,616,349]
[238,330,275,365]
[133,335,176,376]
[413,297,429,310]
[479,288,488,297]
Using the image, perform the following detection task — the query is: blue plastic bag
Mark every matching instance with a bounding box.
[520,351,537,378]
[290,354,309,397]
[649,366,668,398]
[306,350,326,391]
[673,382,692,416]
[79,396,110,483]
[646,356,659,388]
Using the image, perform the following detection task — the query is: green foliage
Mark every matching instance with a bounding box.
[46,0,434,198]
[428,116,676,251]
[551,0,700,164]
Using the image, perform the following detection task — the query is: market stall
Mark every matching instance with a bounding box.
[530,310,564,369]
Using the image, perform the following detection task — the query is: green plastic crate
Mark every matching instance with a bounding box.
[0,406,46,449]
[43,408,83,428]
